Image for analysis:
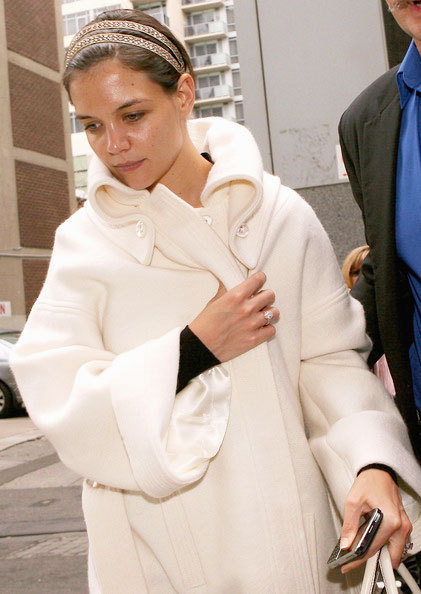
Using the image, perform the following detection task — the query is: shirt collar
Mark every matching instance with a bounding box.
[397,40,421,108]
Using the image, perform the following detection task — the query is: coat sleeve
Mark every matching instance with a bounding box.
[10,227,230,499]
[297,201,421,514]
[339,112,382,365]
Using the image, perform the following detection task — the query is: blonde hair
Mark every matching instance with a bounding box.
[342,245,369,290]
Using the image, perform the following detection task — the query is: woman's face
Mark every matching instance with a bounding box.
[349,266,361,288]
[69,58,192,191]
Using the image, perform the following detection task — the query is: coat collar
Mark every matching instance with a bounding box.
[85,118,278,273]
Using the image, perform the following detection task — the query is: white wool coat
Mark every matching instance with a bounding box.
[11,118,421,594]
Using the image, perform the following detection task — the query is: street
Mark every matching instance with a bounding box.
[0,417,88,593]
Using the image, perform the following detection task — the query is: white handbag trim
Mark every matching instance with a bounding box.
[361,545,421,594]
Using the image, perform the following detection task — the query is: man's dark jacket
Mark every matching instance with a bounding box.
[339,66,420,461]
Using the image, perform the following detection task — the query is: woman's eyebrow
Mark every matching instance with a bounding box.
[76,98,150,120]
[116,98,149,111]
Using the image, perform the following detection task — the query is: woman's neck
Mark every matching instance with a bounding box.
[156,136,213,208]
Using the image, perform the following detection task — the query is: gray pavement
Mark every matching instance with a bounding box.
[0,417,88,593]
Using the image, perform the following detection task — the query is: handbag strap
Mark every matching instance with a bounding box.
[361,545,421,594]
[396,562,421,594]
[379,546,399,594]
[361,549,381,594]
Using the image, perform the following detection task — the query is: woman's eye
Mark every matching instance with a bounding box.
[125,112,144,122]
[84,122,100,132]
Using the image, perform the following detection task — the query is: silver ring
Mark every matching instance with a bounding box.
[263,310,274,325]
[401,542,413,561]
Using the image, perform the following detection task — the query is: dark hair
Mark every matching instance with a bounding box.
[63,9,193,98]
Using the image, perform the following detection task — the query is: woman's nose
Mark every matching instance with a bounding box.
[106,126,130,154]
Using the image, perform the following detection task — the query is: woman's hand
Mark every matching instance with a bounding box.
[189,272,279,362]
[340,468,412,573]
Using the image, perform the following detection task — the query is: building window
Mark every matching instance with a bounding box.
[93,5,120,18]
[197,73,221,89]
[229,38,239,64]
[235,102,244,125]
[73,155,88,191]
[190,42,218,58]
[195,105,224,118]
[63,11,90,36]
[232,70,242,96]
[226,6,236,32]
[137,3,169,26]
[187,10,216,26]
[70,112,84,134]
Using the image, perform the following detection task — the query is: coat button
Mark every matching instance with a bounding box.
[202,215,212,225]
[136,219,146,238]
[236,224,249,238]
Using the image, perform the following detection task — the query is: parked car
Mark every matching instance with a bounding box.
[0,331,25,418]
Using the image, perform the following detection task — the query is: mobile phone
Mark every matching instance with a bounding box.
[327,508,383,569]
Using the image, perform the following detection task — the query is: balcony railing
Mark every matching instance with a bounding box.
[191,52,230,70]
[182,0,224,9]
[195,84,233,102]
[184,21,227,39]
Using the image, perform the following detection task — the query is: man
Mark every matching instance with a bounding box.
[339,0,421,465]
[340,3,421,584]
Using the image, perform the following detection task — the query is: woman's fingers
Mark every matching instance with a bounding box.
[387,508,412,567]
[254,306,280,329]
[227,271,267,303]
[340,469,412,574]
[189,271,278,362]
[250,289,276,311]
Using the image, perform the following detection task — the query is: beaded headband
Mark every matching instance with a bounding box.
[65,20,185,73]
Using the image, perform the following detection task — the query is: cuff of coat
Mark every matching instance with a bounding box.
[177,326,220,393]
[357,463,398,485]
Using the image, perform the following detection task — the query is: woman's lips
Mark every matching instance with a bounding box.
[114,159,145,173]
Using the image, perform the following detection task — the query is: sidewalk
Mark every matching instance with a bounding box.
[0,416,43,452]
[0,417,88,593]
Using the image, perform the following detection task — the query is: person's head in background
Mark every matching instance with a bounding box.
[386,0,421,52]
[342,245,370,290]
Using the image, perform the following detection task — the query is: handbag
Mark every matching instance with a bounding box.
[361,545,421,594]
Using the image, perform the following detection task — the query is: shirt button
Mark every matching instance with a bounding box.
[202,215,212,225]
[236,224,249,238]
[136,219,146,238]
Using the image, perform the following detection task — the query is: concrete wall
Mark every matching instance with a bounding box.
[234,0,388,188]
[233,0,388,263]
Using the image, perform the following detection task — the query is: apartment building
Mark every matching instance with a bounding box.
[61,0,244,193]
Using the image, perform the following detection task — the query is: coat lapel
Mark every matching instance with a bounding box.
[361,91,401,261]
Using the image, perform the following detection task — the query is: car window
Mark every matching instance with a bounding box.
[0,332,20,344]
[0,341,11,357]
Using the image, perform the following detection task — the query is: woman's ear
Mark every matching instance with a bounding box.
[175,73,196,117]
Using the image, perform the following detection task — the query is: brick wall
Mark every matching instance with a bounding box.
[22,259,49,316]
[9,63,66,159]
[4,0,60,71]
[15,161,70,249]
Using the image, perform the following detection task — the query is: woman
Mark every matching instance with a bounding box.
[11,9,421,593]
[342,247,396,397]
[342,245,370,290]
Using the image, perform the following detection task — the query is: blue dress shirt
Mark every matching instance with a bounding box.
[396,40,421,411]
